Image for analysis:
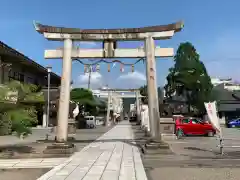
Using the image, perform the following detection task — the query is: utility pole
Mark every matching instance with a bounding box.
[46,66,52,128]
[87,66,92,89]
[106,90,112,126]
[136,90,141,124]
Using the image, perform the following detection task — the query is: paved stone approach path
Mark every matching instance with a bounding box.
[38,121,147,180]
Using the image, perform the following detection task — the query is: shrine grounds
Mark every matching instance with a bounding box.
[1,123,240,180]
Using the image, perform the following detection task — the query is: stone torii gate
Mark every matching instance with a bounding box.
[34,21,183,143]
[99,88,142,125]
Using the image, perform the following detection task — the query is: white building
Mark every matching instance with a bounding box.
[91,87,123,113]
[211,78,240,91]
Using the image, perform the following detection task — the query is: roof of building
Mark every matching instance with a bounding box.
[214,84,240,111]
[34,21,184,34]
[0,41,60,80]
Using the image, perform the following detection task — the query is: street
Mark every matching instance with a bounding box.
[141,127,240,180]
[166,127,240,159]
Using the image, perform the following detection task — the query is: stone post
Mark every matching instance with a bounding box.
[56,38,72,142]
[136,90,141,124]
[145,36,161,141]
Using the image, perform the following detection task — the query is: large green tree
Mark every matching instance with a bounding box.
[0,81,44,136]
[139,85,163,104]
[70,88,105,115]
[70,88,95,105]
[164,42,213,113]
[139,85,148,104]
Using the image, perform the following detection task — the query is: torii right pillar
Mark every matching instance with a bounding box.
[145,36,161,142]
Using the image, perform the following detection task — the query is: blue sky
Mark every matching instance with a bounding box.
[1,0,240,88]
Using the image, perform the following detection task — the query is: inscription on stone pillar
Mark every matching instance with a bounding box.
[60,78,66,103]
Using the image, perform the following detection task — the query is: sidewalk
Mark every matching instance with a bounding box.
[0,158,67,169]
[38,121,148,180]
[0,128,53,147]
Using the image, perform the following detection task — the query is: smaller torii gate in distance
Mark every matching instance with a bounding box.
[34,21,183,144]
[99,88,142,125]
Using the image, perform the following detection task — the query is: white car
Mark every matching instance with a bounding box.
[84,116,96,128]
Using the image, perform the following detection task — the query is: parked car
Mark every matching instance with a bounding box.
[175,116,216,138]
[227,118,240,128]
[84,116,96,128]
[129,116,137,122]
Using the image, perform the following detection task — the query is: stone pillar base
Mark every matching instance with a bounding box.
[43,142,76,154]
[141,139,172,155]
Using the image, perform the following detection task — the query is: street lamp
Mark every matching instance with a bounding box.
[46,66,52,127]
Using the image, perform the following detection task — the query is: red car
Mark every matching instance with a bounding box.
[175,116,216,138]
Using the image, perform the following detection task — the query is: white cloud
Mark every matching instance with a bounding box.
[76,72,103,89]
[117,71,146,88]
[118,71,146,81]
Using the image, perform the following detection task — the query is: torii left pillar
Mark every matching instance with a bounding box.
[56,38,73,142]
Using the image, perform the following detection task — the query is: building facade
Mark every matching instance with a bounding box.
[0,41,60,86]
[0,40,61,127]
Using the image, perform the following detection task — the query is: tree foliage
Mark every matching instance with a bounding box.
[139,85,163,104]
[139,85,148,104]
[70,88,95,105]
[164,42,213,113]
[0,81,44,136]
[70,88,106,115]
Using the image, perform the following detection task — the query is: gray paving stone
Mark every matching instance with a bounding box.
[37,161,71,180]
[48,175,68,180]
[55,165,77,176]
[83,175,102,180]
[100,170,119,180]
[119,176,136,180]
[37,122,148,180]
[87,166,105,175]
[65,167,88,180]
[105,161,121,171]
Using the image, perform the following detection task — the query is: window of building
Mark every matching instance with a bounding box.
[19,73,24,82]
[13,72,19,80]
[8,69,14,81]
[27,77,34,84]
[8,70,25,83]
[34,79,39,86]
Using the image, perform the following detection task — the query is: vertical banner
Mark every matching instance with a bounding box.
[108,64,110,72]
[96,64,100,72]
[131,65,134,72]
[84,65,87,74]
[87,65,90,73]
[92,65,96,72]
[204,101,222,134]
[120,63,124,72]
